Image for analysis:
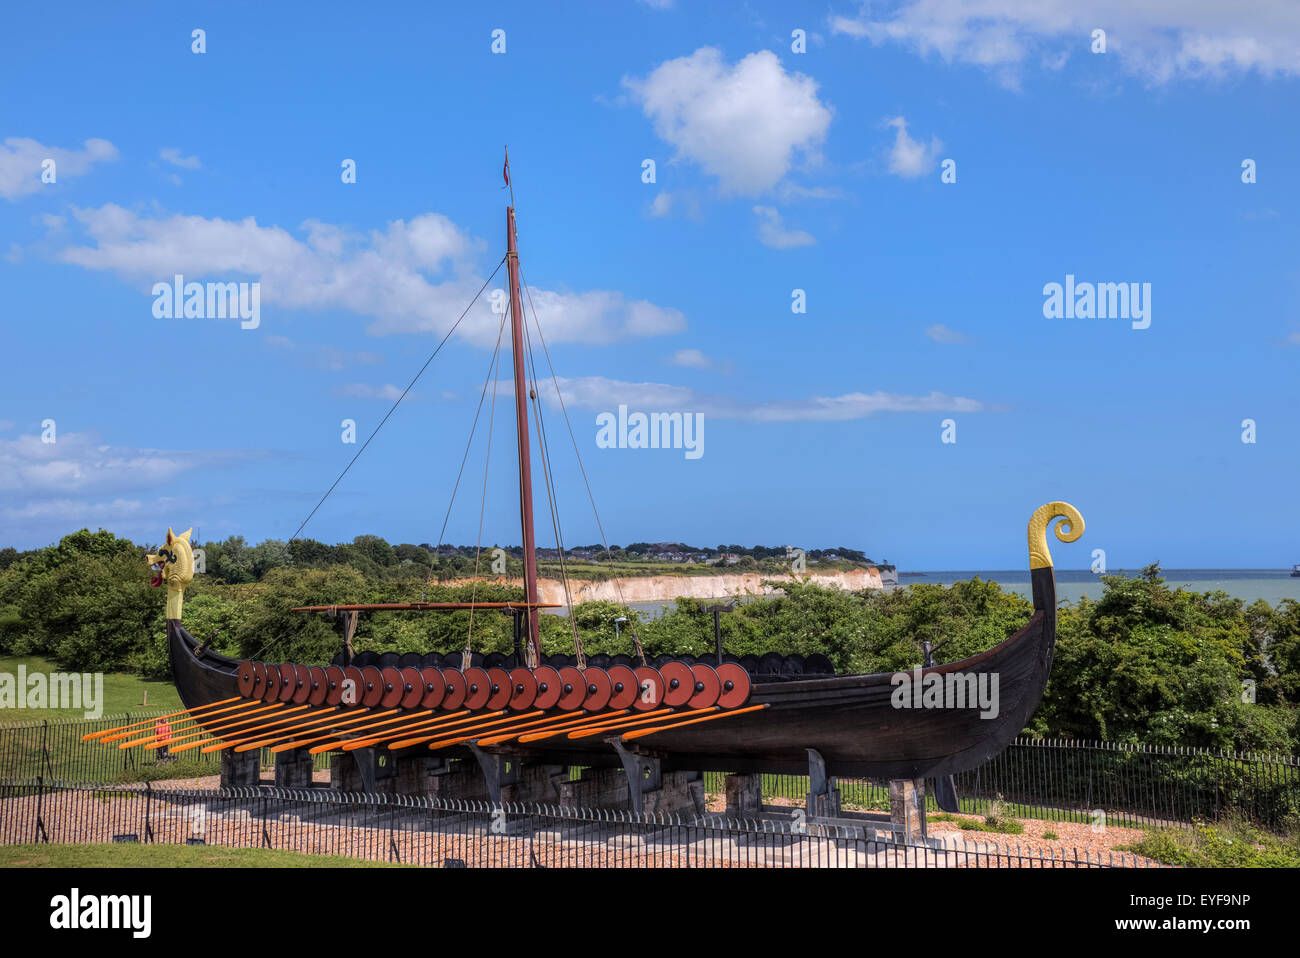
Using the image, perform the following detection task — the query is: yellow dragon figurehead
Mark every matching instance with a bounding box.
[147,527,194,620]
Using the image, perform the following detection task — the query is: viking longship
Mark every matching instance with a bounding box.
[94,153,1084,810]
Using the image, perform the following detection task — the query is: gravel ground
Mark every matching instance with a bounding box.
[924,812,1160,867]
[2,783,1164,868]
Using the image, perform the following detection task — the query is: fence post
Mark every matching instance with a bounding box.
[34,721,50,843]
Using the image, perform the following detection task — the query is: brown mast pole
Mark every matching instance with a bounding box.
[504,154,541,665]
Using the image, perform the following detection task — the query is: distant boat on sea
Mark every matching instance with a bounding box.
[1291,564,1300,578]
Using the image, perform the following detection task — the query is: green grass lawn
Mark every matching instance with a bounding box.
[1118,817,1300,867]
[0,843,407,868]
[0,655,182,725]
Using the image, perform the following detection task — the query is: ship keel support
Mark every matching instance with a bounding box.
[805,748,842,819]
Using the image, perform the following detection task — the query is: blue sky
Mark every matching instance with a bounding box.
[1,1,1297,568]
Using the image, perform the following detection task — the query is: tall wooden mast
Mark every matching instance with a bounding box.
[504,152,541,663]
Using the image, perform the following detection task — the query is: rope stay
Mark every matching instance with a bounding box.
[287,257,507,546]
[520,266,648,665]
[520,299,585,668]
[463,312,507,669]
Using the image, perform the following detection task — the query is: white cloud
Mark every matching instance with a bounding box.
[884,116,942,178]
[525,375,985,422]
[266,335,383,371]
[55,205,686,347]
[753,206,815,248]
[648,192,673,217]
[831,1,1300,84]
[0,494,209,549]
[777,182,846,201]
[925,323,970,344]
[334,382,407,401]
[668,348,714,369]
[624,47,832,195]
[0,431,257,497]
[0,137,118,200]
[0,420,15,431]
[160,147,201,169]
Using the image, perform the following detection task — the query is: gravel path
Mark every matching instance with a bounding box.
[2,782,1166,868]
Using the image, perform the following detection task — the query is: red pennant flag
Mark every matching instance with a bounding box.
[503,158,510,186]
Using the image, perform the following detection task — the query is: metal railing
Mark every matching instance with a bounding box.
[4,718,1295,831]
[706,738,1300,830]
[0,781,1162,868]
[0,711,331,785]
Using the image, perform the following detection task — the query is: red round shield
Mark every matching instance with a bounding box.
[250,661,267,699]
[462,667,491,710]
[556,666,586,711]
[659,661,695,708]
[632,666,663,711]
[507,668,537,711]
[531,666,562,710]
[485,667,512,710]
[359,666,385,708]
[606,665,639,710]
[715,663,751,709]
[419,667,446,710]
[262,664,281,702]
[292,664,312,705]
[581,668,613,712]
[380,667,405,709]
[689,663,721,709]
[324,665,346,706]
[307,666,329,707]
[237,661,256,699]
[399,667,423,709]
[341,666,365,707]
[441,668,468,710]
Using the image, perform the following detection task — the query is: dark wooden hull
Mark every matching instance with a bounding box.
[168,566,1059,779]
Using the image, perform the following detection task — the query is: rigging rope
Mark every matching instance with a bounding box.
[521,308,585,668]
[463,319,506,670]
[433,308,511,567]
[286,257,507,546]
[520,267,648,665]
[257,258,504,665]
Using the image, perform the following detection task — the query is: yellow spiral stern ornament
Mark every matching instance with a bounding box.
[1026,502,1084,570]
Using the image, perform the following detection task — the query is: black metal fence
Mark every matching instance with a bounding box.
[0,781,1162,868]
[4,716,1296,832]
[0,711,331,785]
[708,738,1300,831]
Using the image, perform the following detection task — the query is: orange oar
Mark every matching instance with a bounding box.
[567,708,717,740]
[386,711,512,751]
[564,707,696,738]
[98,698,264,743]
[514,710,649,744]
[255,708,407,752]
[117,702,297,749]
[622,703,769,741]
[475,712,602,747]
[275,707,410,748]
[122,701,302,749]
[123,704,306,751]
[306,709,444,754]
[197,707,343,753]
[218,707,361,748]
[84,696,245,740]
[423,712,552,751]
[340,710,491,751]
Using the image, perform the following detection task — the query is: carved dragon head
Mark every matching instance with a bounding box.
[147,527,194,619]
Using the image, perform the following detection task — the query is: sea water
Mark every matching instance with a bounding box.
[619,570,1300,620]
